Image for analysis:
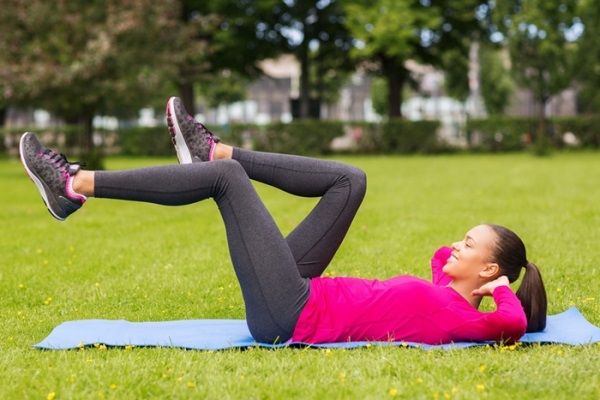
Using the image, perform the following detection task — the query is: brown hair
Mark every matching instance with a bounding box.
[487,224,547,332]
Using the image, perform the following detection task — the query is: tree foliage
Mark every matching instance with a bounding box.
[0,0,196,167]
[573,0,600,113]
[479,47,514,115]
[344,0,489,117]
[493,0,579,140]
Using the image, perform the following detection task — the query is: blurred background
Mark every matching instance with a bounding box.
[0,0,598,167]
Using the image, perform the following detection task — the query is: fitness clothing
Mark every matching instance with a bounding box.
[94,148,526,345]
[95,148,366,343]
[291,246,527,344]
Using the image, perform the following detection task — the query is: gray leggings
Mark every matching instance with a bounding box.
[94,148,367,343]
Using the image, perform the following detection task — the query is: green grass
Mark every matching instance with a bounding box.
[1,152,599,399]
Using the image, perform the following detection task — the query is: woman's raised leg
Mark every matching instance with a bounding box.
[166,97,367,278]
[232,148,367,278]
[20,132,309,343]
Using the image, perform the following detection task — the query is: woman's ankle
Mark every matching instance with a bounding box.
[72,170,95,197]
[213,143,233,160]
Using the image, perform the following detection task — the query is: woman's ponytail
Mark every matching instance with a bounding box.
[487,225,548,333]
[515,261,547,332]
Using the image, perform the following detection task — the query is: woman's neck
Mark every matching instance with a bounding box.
[449,280,483,309]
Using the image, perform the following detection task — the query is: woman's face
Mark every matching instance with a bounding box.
[443,225,498,281]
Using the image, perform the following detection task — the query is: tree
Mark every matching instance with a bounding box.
[573,0,600,113]
[479,46,514,115]
[0,0,188,168]
[493,0,579,143]
[344,0,489,118]
[176,0,280,113]
[270,0,355,119]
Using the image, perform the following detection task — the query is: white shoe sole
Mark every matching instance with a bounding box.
[167,97,193,164]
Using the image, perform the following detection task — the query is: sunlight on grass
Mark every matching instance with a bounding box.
[1,152,599,399]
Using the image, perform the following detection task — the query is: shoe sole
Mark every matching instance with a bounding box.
[167,97,193,164]
[19,133,66,221]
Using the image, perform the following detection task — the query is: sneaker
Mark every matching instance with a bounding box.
[19,132,87,221]
[166,96,220,163]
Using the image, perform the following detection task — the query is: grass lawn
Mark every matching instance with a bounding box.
[1,151,599,399]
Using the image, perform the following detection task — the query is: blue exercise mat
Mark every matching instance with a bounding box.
[34,307,600,351]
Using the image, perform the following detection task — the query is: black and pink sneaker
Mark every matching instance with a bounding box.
[166,96,220,163]
[19,132,87,221]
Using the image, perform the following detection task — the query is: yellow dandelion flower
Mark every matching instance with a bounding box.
[416,378,423,384]
[98,392,104,399]
[476,384,485,392]
[389,388,398,396]
[444,394,451,399]
[95,282,100,288]
[432,393,439,399]
[187,382,196,388]
[479,365,486,372]
[325,348,332,356]
[43,260,49,265]
[339,372,346,381]
[37,248,43,254]
[110,384,117,390]
[47,392,56,400]
[452,387,459,393]
[18,283,24,289]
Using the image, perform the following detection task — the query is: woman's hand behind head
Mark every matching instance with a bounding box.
[471,275,510,297]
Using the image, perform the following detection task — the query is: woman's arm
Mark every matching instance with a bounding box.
[465,279,528,343]
[431,246,453,286]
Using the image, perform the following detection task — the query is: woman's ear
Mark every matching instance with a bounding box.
[480,262,500,279]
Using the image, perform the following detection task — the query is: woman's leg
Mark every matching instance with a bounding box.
[232,148,367,278]
[92,160,309,343]
[20,132,308,343]
[165,97,366,278]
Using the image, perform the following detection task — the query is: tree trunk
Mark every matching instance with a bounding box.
[299,43,311,119]
[179,82,195,116]
[383,58,405,118]
[80,114,104,170]
[0,107,6,127]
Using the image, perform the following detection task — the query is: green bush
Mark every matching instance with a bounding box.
[117,126,175,156]
[379,119,440,154]
[466,117,534,152]
[231,121,345,156]
[229,120,440,155]
[552,116,600,148]
[4,116,599,157]
[467,116,600,151]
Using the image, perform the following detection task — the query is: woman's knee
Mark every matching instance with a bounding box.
[345,165,367,198]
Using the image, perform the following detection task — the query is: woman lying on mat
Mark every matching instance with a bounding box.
[19,97,547,345]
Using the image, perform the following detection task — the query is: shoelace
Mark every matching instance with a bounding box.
[188,116,221,143]
[41,149,86,179]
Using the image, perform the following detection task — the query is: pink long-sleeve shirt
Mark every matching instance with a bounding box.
[290,246,527,344]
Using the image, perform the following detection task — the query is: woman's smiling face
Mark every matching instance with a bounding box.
[443,225,498,281]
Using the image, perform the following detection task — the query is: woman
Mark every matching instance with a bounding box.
[19,97,547,345]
